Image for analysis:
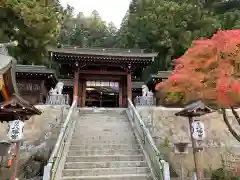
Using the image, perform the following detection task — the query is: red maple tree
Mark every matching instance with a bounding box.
[156,30,240,142]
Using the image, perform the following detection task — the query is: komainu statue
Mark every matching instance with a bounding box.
[142,85,149,96]
[49,87,57,95]
[47,81,68,105]
[147,90,154,97]
[55,81,64,95]
[49,81,64,95]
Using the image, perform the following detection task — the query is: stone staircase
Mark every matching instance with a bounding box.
[59,108,154,180]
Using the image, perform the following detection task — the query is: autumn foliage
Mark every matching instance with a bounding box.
[156,30,240,107]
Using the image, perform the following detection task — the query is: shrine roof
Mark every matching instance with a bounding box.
[151,71,172,79]
[16,65,56,74]
[146,71,172,85]
[175,100,214,117]
[132,81,144,89]
[48,47,158,58]
[0,93,42,121]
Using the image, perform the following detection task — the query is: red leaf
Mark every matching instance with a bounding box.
[158,30,240,107]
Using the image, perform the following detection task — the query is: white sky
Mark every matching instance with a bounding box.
[60,0,131,28]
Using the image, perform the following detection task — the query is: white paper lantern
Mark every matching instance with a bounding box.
[191,120,206,141]
[7,120,25,142]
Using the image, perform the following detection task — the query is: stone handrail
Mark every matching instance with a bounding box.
[42,99,77,180]
[127,99,170,180]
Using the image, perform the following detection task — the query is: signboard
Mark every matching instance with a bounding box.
[17,82,40,92]
[86,81,119,87]
[191,120,206,141]
[7,120,25,142]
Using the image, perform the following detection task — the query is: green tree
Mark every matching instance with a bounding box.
[117,0,240,72]
[102,22,118,48]
[118,0,220,57]
[58,10,118,48]
[0,0,64,65]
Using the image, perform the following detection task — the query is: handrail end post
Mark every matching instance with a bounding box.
[160,160,171,180]
[43,162,53,180]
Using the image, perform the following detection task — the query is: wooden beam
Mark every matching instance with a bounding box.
[80,75,122,81]
[79,70,128,75]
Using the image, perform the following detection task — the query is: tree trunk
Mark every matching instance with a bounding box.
[221,108,240,142]
[231,107,240,125]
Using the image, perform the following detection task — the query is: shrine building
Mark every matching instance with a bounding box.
[16,65,57,104]
[47,47,158,107]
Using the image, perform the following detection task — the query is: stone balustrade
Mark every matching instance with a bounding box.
[45,94,69,105]
[134,96,156,106]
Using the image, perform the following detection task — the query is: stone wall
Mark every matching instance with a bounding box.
[137,106,240,177]
[0,105,69,179]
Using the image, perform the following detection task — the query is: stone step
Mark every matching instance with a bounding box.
[69,144,140,151]
[79,114,127,117]
[68,149,142,156]
[77,116,129,122]
[72,132,133,136]
[75,122,131,125]
[61,174,153,180]
[71,134,136,139]
[77,121,129,123]
[76,122,130,125]
[65,161,147,169]
[79,111,126,114]
[79,115,127,117]
[71,136,136,142]
[73,128,133,133]
[62,167,150,176]
[73,126,132,132]
[73,133,134,137]
[66,155,144,162]
[70,139,137,145]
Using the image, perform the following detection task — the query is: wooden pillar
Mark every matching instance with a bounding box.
[119,87,123,107]
[11,141,20,180]
[189,117,203,180]
[73,68,79,102]
[82,81,86,107]
[79,81,83,107]
[1,87,9,101]
[39,80,44,104]
[127,72,132,102]
[122,79,127,107]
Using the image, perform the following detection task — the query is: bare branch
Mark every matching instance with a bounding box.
[221,108,240,142]
[231,107,240,125]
